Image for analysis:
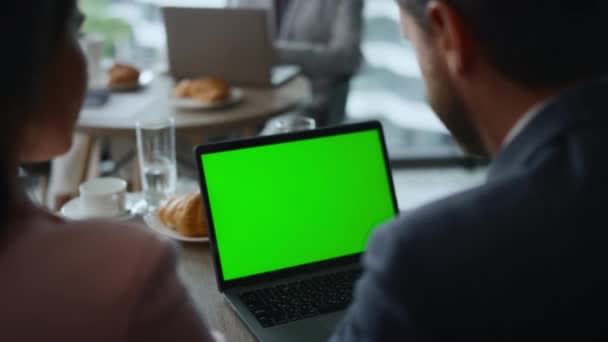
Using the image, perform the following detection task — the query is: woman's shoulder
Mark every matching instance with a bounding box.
[55,218,170,249]
[27,217,171,252]
[0,214,185,339]
[47,218,177,271]
[9,216,178,295]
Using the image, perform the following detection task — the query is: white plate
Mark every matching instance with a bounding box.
[170,88,244,110]
[143,211,209,243]
[108,70,154,92]
[60,197,134,221]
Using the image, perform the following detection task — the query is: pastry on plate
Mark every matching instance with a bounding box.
[108,63,140,88]
[158,192,208,238]
[174,77,230,104]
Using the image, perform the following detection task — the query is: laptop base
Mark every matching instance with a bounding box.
[229,298,344,342]
[225,265,358,341]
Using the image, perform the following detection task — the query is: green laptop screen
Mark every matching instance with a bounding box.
[201,129,396,281]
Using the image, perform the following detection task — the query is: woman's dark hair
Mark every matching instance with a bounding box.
[397,0,608,88]
[0,1,76,220]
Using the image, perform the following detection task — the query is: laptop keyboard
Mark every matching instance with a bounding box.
[238,269,362,328]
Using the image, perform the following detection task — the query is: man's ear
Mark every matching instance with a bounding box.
[426,0,474,76]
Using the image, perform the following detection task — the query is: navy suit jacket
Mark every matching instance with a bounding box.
[331,77,608,341]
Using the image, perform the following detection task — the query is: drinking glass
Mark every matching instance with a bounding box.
[79,33,106,89]
[135,118,177,212]
[113,34,143,68]
[262,115,317,135]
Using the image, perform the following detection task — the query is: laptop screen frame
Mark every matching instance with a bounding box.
[194,121,399,292]
[162,6,276,86]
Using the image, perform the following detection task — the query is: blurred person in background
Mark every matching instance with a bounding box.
[231,0,364,127]
[331,0,608,340]
[0,2,220,341]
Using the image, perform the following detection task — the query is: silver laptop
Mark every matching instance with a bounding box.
[163,7,300,87]
[194,121,399,341]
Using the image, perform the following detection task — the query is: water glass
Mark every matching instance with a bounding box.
[113,34,142,67]
[79,33,105,89]
[136,118,177,211]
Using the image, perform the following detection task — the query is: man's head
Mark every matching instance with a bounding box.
[397,0,608,155]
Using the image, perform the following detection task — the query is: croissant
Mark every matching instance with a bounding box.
[108,63,140,87]
[174,77,230,103]
[158,193,208,237]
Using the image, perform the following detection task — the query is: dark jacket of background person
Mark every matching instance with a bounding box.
[233,0,364,126]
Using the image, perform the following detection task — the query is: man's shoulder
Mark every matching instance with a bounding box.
[380,177,510,238]
[366,174,532,269]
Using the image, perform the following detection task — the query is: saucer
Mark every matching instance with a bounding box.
[60,197,133,221]
[143,211,209,243]
[108,70,154,92]
[169,87,244,110]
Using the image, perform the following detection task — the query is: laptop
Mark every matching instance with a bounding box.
[163,7,300,87]
[194,121,399,342]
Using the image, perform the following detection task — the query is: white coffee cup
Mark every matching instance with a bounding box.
[79,178,127,218]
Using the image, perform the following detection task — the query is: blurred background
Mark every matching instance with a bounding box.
[67,0,488,210]
[80,0,470,162]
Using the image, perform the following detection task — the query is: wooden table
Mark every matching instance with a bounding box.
[177,243,257,342]
[66,75,311,188]
[77,75,311,140]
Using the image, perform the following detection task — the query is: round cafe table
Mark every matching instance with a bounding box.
[69,75,311,189]
[77,75,311,140]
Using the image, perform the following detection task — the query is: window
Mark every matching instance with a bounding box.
[350,0,465,163]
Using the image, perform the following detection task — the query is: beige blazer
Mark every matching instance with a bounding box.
[0,208,215,341]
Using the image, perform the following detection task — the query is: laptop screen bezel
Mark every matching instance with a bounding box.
[194,121,399,292]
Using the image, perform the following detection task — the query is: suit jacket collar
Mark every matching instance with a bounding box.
[488,76,608,180]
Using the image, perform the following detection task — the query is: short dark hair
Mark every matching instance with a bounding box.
[398,0,608,88]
